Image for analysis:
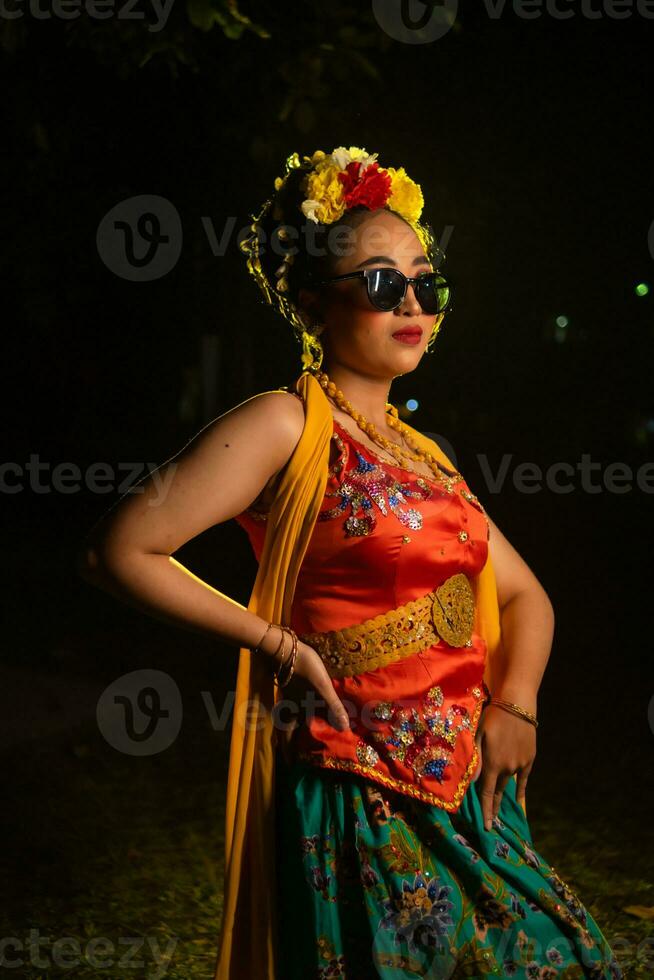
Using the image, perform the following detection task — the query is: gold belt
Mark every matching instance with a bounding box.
[299,573,475,679]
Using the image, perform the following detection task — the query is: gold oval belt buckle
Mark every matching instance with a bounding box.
[431,573,475,647]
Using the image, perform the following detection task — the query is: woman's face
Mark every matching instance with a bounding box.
[298,208,444,378]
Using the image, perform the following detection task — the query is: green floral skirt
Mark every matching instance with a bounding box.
[274,749,621,979]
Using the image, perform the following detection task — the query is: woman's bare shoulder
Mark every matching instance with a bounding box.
[82,389,308,561]
[224,389,305,515]
[231,387,305,442]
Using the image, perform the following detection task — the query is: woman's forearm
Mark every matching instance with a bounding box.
[491,587,555,715]
[80,549,276,655]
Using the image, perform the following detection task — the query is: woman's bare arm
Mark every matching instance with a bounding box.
[484,513,555,714]
[79,387,352,733]
[475,513,555,826]
[80,391,350,732]
[77,390,307,654]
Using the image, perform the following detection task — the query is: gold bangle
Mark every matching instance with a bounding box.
[276,630,293,676]
[277,629,297,687]
[276,628,299,688]
[253,622,289,678]
[489,697,538,729]
[269,627,287,666]
[252,621,273,655]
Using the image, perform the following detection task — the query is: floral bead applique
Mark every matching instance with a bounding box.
[355,685,474,785]
[319,438,434,537]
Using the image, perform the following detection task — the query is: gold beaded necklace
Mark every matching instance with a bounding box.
[312,368,462,489]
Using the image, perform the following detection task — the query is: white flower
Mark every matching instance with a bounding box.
[359,154,379,173]
[301,199,321,223]
[330,146,354,170]
[330,145,379,172]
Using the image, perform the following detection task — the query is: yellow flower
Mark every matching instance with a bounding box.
[386,167,424,224]
[301,165,346,224]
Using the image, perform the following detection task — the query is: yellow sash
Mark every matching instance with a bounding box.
[212,369,509,979]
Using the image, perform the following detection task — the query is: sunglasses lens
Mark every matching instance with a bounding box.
[366,269,405,311]
[417,273,451,314]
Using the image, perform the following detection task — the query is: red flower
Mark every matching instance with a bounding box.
[338,161,392,211]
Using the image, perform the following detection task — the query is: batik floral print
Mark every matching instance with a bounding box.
[275,753,622,980]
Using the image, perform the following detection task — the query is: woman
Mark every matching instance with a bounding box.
[80,146,622,979]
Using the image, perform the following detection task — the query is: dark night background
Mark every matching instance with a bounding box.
[2,2,653,977]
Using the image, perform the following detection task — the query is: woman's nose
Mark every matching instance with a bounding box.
[399,284,422,315]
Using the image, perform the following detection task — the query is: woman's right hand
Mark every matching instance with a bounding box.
[257,631,352,764]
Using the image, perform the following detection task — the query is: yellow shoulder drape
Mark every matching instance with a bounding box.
[213,369,510,980]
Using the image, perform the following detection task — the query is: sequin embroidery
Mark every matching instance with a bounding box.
[319,449,434,537]
[459,487,485,513]
[358,685,475,785]
[459,486,491,540]
[334,418,463,493]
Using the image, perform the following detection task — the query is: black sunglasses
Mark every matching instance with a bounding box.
[308,267,453,315]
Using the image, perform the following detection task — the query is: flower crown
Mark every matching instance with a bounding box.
[272,146,431,295]
[239,145,439,369]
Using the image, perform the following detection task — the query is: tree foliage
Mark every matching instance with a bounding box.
[1,0,392,129]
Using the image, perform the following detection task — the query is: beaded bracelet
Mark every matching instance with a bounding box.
[488,697,538,729]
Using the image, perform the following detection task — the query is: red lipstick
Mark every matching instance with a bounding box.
[391,326,423,346]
